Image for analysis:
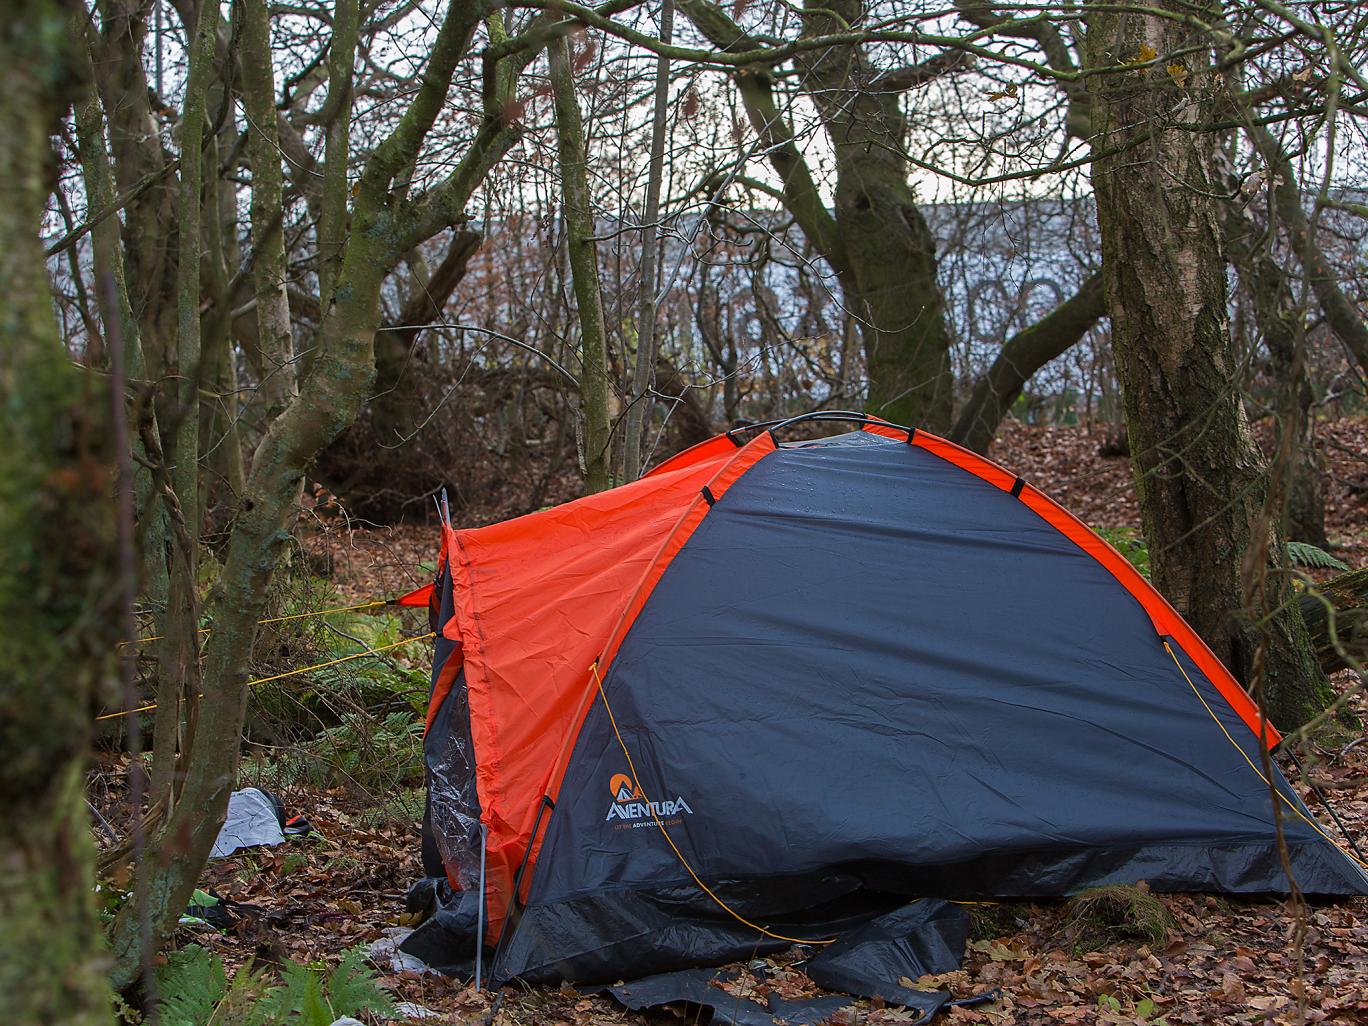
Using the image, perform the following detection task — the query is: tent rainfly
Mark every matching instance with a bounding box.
[400,413,1368,985]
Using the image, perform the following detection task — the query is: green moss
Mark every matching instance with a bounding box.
[1064,885,1171,953]
[967,901,1029,942]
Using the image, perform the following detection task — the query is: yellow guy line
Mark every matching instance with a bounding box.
[1163,641,1368,873]
[590,661,835,946]
[126,599,391,646]
[97,631,436,722]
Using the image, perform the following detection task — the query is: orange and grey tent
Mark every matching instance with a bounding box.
[404,412,1368,984]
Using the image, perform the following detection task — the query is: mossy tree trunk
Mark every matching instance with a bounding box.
[1223,203,1328,549]
[240,0,298,418]
[680,0,955,431]
[1085,0,1329,728]
[796,0,954,429]
[621,0,673,481]
[1298,567,1368,676]
[0,2,116,1022]
[317,0,360,310]
[105,0,525,989]
[952,273,1106,454]
[151,0,219,817]
[370,229,484,443]
[550,33,614,493]
[85,0,175,618]
[1246,121,1368,380]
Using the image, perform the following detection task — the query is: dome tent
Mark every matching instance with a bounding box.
[404,412,1368,985]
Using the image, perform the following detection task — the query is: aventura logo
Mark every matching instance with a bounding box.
[605,772,693,828]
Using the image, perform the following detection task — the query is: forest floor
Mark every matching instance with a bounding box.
[129,419,1368,1025]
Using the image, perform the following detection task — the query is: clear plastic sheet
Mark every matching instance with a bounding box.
[425,667,483,888]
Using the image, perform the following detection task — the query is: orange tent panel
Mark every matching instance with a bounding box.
[444,434,776,937]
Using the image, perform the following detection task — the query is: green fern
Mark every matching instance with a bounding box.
[155,945,228,1026]
[155,944,390,1026]
[258,947,393,1026]
[1287,541,1349,572]
[257,962,331,1026]
[216,966,274,1026]
[324,947,395,1022]
[155,945,269,1026]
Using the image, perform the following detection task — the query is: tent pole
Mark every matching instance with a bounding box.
[474,821,487,990]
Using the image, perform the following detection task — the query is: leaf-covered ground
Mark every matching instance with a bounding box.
[167,420,1368,1024]
[169,699,1368,1026]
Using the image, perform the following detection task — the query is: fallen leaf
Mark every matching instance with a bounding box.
[1222,972,1246,1003]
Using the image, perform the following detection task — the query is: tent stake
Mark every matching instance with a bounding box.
[474,821,487,991]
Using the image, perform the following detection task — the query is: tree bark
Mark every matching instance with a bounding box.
[1085,0,1329,728]
[89,0,179,629]
[0,3,116,1021]
[680,0,955,430]
[1245,122,1368,379]
[72,24,170,617]
[1298,568,1368,676]
[797,0,953,429]
[550,33,614,493]
[240,0,297,415]
[654,353,715,448]
[1222,204,1328,548]
[622,0,673,481]
[317,0,360,309]
[952,272,1105,454]
[371,230,483,442]
[150,0,219,815]
[105,0,521,987]
[91,0,180,378]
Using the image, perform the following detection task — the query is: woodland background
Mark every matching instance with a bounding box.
[3,0,1368,1021]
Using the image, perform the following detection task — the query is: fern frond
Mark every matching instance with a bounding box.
[1287,541,1349,572]
[326,946,395,1022]
[155,945,271,1026]
[258,960,330,1026]
[155,945,227,1026]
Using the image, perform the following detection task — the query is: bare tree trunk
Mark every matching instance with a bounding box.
[92,0,179,378]
[314,230,485,516]
[240,0,297,415]
[371,231,483,442]
[72,27,169,616]
[1223,204,1328,548]
[799,0,954,429]
[622,0,673,481]
[105,0,522,986]
[318,0,359,308]
[203,119,247,507]
[148,0,219,814]
[0,3,115,1021]
[680,0,956,430]
[952,272,1105,454]
[550,33,613,493]
[1085,0,1329,728]
[1246,122,1368,377]
[87,1,176,620]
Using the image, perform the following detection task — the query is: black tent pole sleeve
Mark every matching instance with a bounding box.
[726,410,910,444]
[490,794,556,975]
